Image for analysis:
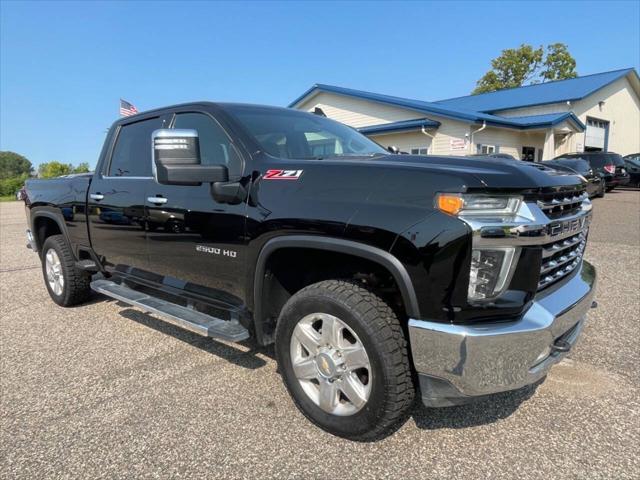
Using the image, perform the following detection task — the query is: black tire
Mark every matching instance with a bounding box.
[605,185,615,192]
[41,234,91,307]
[597,182,606,198]
[275,280,415,441]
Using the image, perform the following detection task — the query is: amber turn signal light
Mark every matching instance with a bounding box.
[437,194,464,215]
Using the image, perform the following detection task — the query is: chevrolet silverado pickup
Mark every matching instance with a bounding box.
[24,102,597,440]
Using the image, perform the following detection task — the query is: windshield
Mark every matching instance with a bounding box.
[224,105,387,159]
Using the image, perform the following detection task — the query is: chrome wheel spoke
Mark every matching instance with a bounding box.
[338,373,368,409]
[293,323,321,355]
[342,344,369,371]
[292,358,317,380]
[320,315,342,347]
[318,379,338,412]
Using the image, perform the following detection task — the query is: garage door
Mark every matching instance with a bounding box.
[585,118,608,150]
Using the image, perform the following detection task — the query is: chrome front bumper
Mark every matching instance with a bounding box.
[409,260,596,407]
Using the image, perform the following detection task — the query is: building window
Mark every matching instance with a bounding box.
[477,144,497,154]
[409,146,429,155]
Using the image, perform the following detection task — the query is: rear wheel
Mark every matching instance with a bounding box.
[41,235,91,306]
[275,280,415,441]
[597,181,606,198]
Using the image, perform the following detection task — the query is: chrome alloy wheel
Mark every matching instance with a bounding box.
[290,313,372,416]
[45,248,64,296]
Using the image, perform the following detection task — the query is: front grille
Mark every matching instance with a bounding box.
[536,189,588,219]
[538,231,587,290]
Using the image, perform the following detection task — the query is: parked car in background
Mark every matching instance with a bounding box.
[543,158,605,198]
[623,153,640,187]
[555,152,629,192]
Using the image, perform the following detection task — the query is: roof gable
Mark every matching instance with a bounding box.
[434,68,638,113]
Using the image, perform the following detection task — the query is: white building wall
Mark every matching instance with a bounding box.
[473,128,545,159]
[571,76,640,155]
[295,92,424,128]
[493,102,570,118]
[369,118,472,157]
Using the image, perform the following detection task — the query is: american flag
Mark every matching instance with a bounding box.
[119,99,138,117]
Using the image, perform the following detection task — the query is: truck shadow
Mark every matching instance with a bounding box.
[116,306,268,370]
[410,380,540,431]
[111,299,538,434]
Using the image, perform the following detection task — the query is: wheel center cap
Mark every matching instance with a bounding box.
[315,352,337,378]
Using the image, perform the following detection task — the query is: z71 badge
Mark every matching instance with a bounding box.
[263,169,303,180]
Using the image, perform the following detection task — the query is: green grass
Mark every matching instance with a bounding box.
[0,196,18,202]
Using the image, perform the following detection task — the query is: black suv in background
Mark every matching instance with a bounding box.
[543,158,605,198]
[623,153,640,187]
[554,152,630,191]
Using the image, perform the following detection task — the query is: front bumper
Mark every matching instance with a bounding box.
[409,259,596,407]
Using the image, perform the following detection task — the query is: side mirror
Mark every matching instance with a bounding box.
[387,145,400,154]
[152,129,229,185]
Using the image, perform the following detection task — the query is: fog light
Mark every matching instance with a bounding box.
[468,247,519,302]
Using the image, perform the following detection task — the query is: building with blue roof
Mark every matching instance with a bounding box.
[290,68,639,160]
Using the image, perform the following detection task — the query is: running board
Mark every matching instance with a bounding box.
[90,279,250,342]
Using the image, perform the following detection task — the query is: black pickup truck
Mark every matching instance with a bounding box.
[24,102,596,440]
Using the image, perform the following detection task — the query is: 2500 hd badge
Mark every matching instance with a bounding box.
[196,245,237,258]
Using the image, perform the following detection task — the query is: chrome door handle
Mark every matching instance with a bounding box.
[90,193,104,201]
[147,196,168,205]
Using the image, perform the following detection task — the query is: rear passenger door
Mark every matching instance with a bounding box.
[144,111,248,303]
[87,116,163,270]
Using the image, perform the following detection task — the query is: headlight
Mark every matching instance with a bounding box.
[436,193,521,217]
[468,247,519,302]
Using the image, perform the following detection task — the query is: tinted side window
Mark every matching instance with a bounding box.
[173,113,243,178]
[587,156,608,169]
[109,117,161,177]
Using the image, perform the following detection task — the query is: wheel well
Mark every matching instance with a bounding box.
[33,216,62,253]
[258,247,407,344]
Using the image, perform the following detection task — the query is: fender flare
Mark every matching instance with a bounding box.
[30,209,71,253]
[252,235,420,344]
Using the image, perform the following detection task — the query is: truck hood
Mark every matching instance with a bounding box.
[379,154,586,190]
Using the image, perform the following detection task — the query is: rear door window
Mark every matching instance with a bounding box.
[109,117,162,177]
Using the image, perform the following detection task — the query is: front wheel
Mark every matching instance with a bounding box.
[275,280,415,441]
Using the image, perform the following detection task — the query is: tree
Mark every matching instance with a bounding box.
[74,162,90,173]
[473,43,577,94]
[541,43,577,82]
[38,161,74,179]
[0,151,33,179]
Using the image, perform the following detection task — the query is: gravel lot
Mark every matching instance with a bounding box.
[1,190,639,479]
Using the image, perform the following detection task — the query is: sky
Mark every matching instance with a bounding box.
[1,0,639,169]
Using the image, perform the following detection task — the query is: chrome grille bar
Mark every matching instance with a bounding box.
[541,232,586,258]
[540,240,586,274]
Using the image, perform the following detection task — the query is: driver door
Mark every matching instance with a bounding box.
[144,111,248,302]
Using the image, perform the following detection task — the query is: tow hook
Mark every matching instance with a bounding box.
[551,339,572,354]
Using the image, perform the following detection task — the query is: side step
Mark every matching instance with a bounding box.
[90,279,250,342]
